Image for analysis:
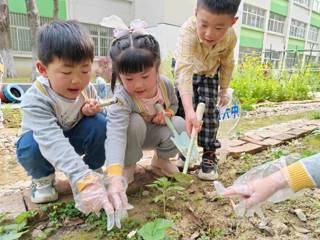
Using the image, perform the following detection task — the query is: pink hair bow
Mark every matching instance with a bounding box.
[100,15,148,39]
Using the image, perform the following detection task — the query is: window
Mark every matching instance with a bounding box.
[286,52,303,68]
[290,19,307,38]
[82,23,113,57]
[305,55,317,65]
[268,13,285,34]
[9,13,32,54]
[242,4,266,29]
[309,25,320,42]
[9,12,113,57]
[313,0,320,13]
[264,51,282,69]
[238,46,262,63]
[294,0,310,8]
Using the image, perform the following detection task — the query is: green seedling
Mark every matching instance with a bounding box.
[0,211,37,240]
[138,218,174,240]
[147,177,185,214]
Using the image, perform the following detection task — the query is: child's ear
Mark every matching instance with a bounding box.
[231,17,239,26]
[36,61,47,77]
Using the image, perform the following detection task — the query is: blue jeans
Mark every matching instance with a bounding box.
[16,113,106,179]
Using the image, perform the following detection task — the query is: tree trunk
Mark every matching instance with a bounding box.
[25,0,40,81]
[0,0,16,78]
[53,0,59,20]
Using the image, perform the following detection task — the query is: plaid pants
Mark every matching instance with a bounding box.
[176,74,221,151]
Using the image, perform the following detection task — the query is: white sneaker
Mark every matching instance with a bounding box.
[123,164,136,184]
[197,155,219,181]
[198,168,219,181]
[31,174,58,204]
[151,153,179,177]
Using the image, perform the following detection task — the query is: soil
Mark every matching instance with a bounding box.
[46,131,320,239]
[1,101,320,239]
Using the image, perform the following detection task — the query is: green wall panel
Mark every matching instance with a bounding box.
[8,0,66,19]
[311,12,320,28]
[270,0,288,16]
[288,38,305,51]
[240,27,264,49]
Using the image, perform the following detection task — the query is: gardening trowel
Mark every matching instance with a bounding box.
[183,102,205,174]
[154,103,199,163]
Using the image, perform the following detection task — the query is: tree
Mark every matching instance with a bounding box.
[25,0,40,81]
[0,0,16,78]
[53,0,59,20]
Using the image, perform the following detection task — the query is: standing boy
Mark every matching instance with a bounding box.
[175,0,240,180]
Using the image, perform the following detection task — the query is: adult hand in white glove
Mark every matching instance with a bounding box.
[223,169,289,209]
[105,176,133,230]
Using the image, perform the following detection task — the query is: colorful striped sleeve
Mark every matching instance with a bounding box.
[287,153,320,192]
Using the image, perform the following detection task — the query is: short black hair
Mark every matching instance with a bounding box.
[197,0,241,16]
[37,20,94,66]
[109,33,160,92]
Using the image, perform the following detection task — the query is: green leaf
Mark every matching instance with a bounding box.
[2,224,19,232]
[0,230,28,240]
[173,173,193,187]
[138,218,174,240]
[0,213,8,225]
[15,211,37,224]
[171,186,185,192]
[153,195,163,203]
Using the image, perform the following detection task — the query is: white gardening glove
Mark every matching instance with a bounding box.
[105,176,133,230]
[72,172,114,217]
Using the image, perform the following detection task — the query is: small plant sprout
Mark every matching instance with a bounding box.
[147,177,185,215]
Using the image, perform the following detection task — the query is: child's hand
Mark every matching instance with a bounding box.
[218,89,230,108]
[185,110,202,136]
[82,99,101,116]
[152,109,174,125]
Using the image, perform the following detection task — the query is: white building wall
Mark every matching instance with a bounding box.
[67,0,133,25]
[134,0,195,58]
[148,24,180,57]
[162,0,195,26]
[243,0,269,9]
[134,0,164,26]
[265,33,286,51]
[291,4,310,23]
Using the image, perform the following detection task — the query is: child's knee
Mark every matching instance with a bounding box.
[16,131,42,164]
[127,113,147,141]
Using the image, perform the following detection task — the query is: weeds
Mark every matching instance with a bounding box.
[85,213,141,240]
[0,211,37,240]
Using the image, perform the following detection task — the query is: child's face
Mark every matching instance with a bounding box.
[37,58,92,100]
[195,8,237,47]
[119,65,158,99]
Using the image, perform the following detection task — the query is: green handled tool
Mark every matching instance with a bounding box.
[183,103,205,174]
[154,103,199,163]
